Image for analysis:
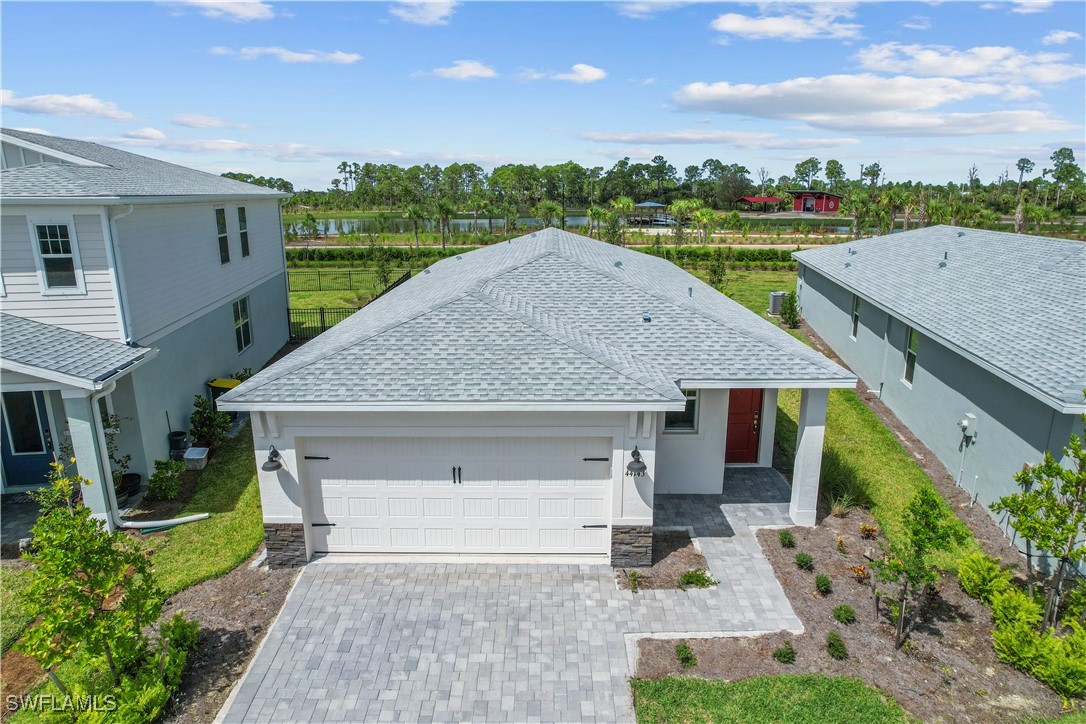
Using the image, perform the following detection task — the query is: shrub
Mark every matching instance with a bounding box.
[859,523,879,539]
[678,569,718,590]
[816,574,833,595]
[833,605,856,624]
[189,395,231,446]
[848,564,870,583]
[827,632,849,660]
[772,641,796,664]
[957,552,1013,604]
[147,459,185,501]
[991,588,1043,630]
[836,536,846,554]
[778,529,796,548]
[794,552,814,571]
[780,292,800,328]
[626,570,643,593]
[675,641,697,669]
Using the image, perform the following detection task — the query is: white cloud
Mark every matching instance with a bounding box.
[711,4,861,41]
[580,129,859,150]
[800,110,1075,136]
[389,0,458,25]
[430,60,497,80]
[613,1,702,19]
[552,64,607,84]
[855,42,1085,85]
[173,0,274,22]
[172,113,247,128]
[209,46,362,64]
[901,15,932,30]
[124,127,168,141]
[1011,0,1053,13]
[0,89,135,121]
[515,68,547,82]
[1042,30,1082,45]
[673,74,1006,116]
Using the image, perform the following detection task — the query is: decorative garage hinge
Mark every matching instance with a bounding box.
[581,524,608,529]
[582,457,610,462]
[311,522,336,527]
[304,455,330,460]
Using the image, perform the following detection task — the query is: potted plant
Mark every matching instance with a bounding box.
[189,395,231,450]
[102,414,140,503]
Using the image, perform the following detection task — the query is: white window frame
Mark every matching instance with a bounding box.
[902,326,919,387]
[238,207,250,258]
[849,295,860,340]
[215,207,230,265]
[2,391,47,456]
[663,389,699,434]
[27,216,86,295]
[233,296,253,353]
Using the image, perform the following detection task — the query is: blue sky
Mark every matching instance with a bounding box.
[2,1,1083,190]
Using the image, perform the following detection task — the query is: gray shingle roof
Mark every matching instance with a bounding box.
[0,314,153,385]
[223,228,853,407]
[794,225,1086,411]
[1,129,286,199]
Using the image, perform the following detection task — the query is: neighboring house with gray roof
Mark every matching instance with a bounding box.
[794,225,1086,555]
[0,129,289,524]
[218,227,856,568]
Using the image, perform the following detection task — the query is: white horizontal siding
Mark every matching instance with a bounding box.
[0,212,121,341]
[116,199,284,342]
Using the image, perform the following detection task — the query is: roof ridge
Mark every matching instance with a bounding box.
[472,286,683,401]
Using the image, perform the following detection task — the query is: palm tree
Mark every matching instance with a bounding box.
[587,205,608,239]
[403,203,427,248]
[533,200,563,229]
[667,199,701,245]
[434,197,455,250]
[691,207,718,245]
[840,188,870,239]
[610,196,634,246]
[500,201,518,239]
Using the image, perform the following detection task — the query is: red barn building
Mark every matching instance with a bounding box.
[787,190,843,213]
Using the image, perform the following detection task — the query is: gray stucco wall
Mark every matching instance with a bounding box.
[125,273,288,471]
[797,263,1083,551]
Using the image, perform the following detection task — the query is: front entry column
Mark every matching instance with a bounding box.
[790,388,829,526]
[61,390,112,529]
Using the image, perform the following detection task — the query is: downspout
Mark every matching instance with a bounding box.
[105,204,136,344]
[90,381,209,531]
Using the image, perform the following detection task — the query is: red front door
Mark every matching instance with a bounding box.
[726,389,763,464]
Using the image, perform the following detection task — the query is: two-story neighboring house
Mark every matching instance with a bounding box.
[794,226,1086,561]
[0,129,290,526]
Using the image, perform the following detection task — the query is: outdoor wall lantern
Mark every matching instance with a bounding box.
[625,446,647,477]
[262,445,283,472]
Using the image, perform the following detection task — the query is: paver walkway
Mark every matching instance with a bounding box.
[219,468,801,723]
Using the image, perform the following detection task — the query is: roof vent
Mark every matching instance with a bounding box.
[957,231,965,237]
[847,247,856,255]
[688,286,693,297]
[939,260,947,268]
[455,255,463,260]
[642,311,651,323]
[614,260,623,269]
[424,269,431,274]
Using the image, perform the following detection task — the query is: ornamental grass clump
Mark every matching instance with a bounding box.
[778,529,796,548]
[827,632,849,661]
[794,552,814,571]
[816,574,833,596]
[772,641,796,664]
[675,641,697,669]
[833,605,856,625]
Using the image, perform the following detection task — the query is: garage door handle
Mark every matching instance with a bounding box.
[582,524,608,529]
[311,522,336,527]
[583,457,610,462]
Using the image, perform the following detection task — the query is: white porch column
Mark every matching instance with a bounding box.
[790,387,829,526]
[61,390,112,529]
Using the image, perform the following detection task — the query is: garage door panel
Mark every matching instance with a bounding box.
[307,436,612,556]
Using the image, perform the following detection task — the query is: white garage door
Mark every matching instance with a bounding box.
[304,436,613,556]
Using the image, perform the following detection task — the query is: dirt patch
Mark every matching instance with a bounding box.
[0,650,43,721]
[158,550,298,723]
[637,511,1066,721]
[798,321,1026,569]
[617,529,710,590]
[124,469,200,522]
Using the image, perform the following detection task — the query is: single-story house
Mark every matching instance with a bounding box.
[787,190,842,214]
[795,226,1085,557]
[220,228,856,568]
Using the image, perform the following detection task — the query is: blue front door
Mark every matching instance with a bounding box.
[1,391,54,488]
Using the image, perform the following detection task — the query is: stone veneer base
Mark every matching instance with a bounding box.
[610,525,652,568]
[264,523,307,569]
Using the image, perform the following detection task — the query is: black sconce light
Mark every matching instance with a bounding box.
[262,445,283,471]
[625,446,647,477]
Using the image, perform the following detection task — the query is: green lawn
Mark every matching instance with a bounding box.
[289,289,368,309]
[632,675,910,724]
[0,562,33,652]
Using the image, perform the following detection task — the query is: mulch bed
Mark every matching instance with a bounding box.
[616,529,710,590]
[123,469,201,522]
[637,511,1067,721]
[159,550,298,723]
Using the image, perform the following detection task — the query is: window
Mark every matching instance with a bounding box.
[34,223,82,291]
[233,297,252,352]
[238,207,250,257]
[216,208,230,264]
[903,327,920,385]
[2,392,45,454]
[850,295,861,339]
[664,389,699,433]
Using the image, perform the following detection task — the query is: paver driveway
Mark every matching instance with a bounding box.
[219,469,802,723]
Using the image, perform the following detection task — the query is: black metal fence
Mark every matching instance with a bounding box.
[288,268,408,292]
[287,271,412,340]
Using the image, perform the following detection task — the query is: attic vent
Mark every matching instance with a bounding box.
[455,255,463,260]
[614,261,623,269]
[957,231,965,237]
[688,286,693,297]
[848,247,857,255]
[642,311,651,323]
[424,269,431,274]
